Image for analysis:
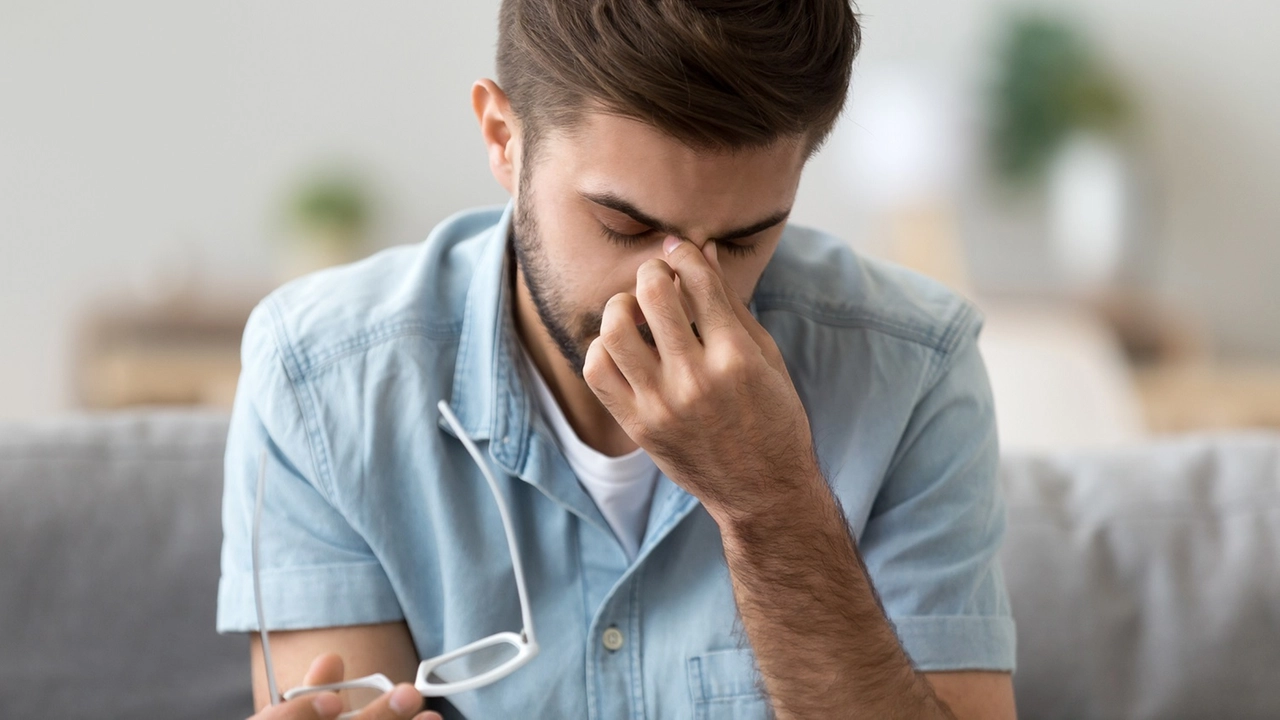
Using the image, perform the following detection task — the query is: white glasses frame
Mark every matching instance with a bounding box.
[252,400,539,719]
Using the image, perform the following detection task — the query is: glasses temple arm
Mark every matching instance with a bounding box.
[253,448,283,706]
[437,400,537,645]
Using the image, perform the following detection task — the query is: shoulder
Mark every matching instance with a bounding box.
[241,205,505,380]
[757,222,983,366]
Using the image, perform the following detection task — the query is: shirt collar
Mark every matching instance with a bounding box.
[438,201,529,454]
[436,199,702,555]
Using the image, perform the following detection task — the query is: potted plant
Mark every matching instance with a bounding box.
[277,165,376,281]
[990,14,1138,292]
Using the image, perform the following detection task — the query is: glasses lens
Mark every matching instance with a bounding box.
[426,640,521,685]
[341,684,387,712]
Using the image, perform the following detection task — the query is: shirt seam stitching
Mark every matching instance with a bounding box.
[753,294,955,351]
[292,320,464,379]
[264,297,340,505]
[881,303,982,481]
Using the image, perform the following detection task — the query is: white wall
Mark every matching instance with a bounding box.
[3,0,1278,419]
[1,2,507,418]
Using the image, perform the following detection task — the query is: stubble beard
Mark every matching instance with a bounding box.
[510,182,605,380]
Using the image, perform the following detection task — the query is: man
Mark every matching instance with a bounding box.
[217,1,1018,718]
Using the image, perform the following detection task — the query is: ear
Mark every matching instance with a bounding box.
[472,78,520,195]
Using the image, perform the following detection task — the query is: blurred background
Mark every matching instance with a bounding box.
[2,0,1278,451]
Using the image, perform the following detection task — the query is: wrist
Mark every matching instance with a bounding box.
[705,461,830,535]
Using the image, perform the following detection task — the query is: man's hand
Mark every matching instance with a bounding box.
[249,653,438,720]
[584,235,820,521]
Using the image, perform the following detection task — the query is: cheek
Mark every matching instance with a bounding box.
[530,221,643,304]
[537,211,652,298]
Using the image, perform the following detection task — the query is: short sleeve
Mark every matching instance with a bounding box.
[215,301,404,633]
[858,316,1017,672]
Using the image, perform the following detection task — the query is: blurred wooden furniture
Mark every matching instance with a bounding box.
[978,292,1280,446]
[1096,293,1280,433]
[1135,363,1280,434]
[74,296,258,410]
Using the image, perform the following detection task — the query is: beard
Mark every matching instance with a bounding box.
[511,183,612,379]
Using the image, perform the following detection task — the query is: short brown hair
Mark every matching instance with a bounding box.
[496,0,861,156]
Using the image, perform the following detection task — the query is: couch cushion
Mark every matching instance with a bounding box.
[999,432,1280,719]
[4,410,1278,719]
[0,410,252,719]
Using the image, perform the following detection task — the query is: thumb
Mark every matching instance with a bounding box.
[702,237,723,278]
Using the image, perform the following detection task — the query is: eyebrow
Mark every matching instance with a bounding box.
[581,191,791,243]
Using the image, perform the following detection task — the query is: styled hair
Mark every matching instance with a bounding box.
[496,0,861,157]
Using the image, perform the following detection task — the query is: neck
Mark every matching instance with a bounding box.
[511,265,639,458]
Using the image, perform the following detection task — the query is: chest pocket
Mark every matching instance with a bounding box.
[687,648,772,720]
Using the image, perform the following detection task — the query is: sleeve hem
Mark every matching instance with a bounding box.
[892,615,1017,673]
[216,562,404,634]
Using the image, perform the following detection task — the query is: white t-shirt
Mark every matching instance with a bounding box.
[519,346,659,560]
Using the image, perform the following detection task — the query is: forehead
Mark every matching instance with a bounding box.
[532,111,807,229]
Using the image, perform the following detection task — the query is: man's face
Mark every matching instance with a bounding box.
[511,112,808,377]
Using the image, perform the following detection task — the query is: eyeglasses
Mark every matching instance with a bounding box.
[252,400,539,719]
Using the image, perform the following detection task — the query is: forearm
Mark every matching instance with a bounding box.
[710,470,956,720]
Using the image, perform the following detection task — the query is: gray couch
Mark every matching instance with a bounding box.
[1,411,1277,719]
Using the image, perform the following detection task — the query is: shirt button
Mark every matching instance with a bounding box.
[601,627,625,652]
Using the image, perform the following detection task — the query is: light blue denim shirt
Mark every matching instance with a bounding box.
[217,202,1015,719]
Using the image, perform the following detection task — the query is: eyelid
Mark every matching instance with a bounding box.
[601,221,655,238]
[601,225,758,257]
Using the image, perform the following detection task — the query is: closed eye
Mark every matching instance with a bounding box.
[599,224,759,257]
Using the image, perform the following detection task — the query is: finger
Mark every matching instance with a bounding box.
[353,682,424,719]
[299,654,345,716]
[663,237,741,341]
[255,688,343,720]
[598,292,659,391]
[584,335,635,408]
[703,240,780,360]
[304,653,345,686]
[635,257,699,361]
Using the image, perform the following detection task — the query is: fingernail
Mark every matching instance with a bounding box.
[312,692,342,718]
[663,235,682,255]
[390,684,422,715]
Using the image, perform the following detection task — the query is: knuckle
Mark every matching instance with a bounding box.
[710,351,750,381]
[600,295,634,335]
[669,384,702,415]
[582,343,610,387]
[635,272,669,307]
[639,257,674,277]
[599,319,628,347]
[605,291,632,311]
[644,400,677,432]
[582,355,602,385]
